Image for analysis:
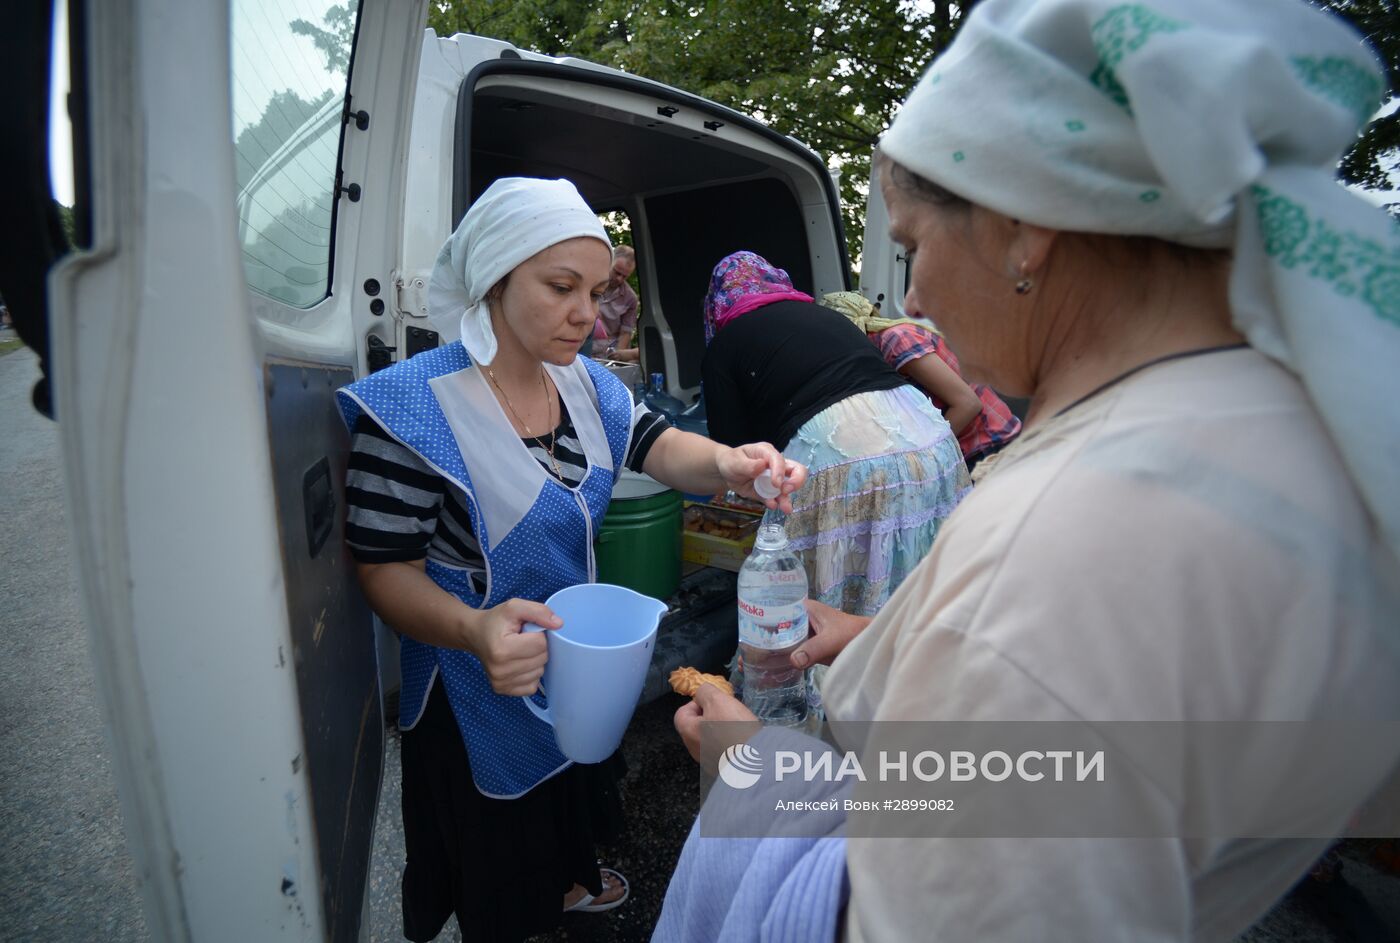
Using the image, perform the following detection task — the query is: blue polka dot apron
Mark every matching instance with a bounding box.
[337,342,633,797]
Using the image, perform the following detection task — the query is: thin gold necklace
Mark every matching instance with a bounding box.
[487,366,565,480]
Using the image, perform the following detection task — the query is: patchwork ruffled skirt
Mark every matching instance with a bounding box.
[772,385,970,616]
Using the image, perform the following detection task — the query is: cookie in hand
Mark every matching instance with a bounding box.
[668,666,734,698]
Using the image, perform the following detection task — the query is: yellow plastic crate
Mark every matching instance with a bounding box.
[681,501,762,573]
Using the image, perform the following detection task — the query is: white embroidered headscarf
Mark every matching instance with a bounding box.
[882,0,1400,561]
[427,177,611,365]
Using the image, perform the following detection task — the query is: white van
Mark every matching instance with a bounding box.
[40,1,910,939]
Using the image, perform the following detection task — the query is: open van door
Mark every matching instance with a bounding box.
[858,167,912,317]
[47,0,426,938]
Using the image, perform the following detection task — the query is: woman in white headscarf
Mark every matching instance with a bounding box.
[335,177,805,942]
[657,2,1400,940]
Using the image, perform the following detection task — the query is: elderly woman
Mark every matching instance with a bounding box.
[657,1,1400,940]
[337,178,803,942]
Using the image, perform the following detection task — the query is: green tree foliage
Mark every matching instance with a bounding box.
[290,3,357,74]
[54,203,76,248]
[427,0,981,265]
[426,0,1396,264]
[1313,0,1399,191]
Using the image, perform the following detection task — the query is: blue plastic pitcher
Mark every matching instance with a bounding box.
[523,583,667,763]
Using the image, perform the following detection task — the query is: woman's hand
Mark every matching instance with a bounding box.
[716,443,808,513]
[462,598,562,696]
[791,599,872,669]
[674,683,760,772]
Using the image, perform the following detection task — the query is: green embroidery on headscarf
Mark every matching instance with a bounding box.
[1066,119,1086,132]
[1090,5,1189,113]
[1290,56,1383,128]
[1253,184,1400,327]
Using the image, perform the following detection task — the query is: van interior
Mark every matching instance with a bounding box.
[458,63,850,394]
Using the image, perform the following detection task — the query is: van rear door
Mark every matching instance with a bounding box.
[859,170,912,316]
[47,1,425,939]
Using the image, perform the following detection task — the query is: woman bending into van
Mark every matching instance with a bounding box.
[822,289,1021,474]
[701,251,970,618]
[337,178,804,943]
[658,1,1400,939]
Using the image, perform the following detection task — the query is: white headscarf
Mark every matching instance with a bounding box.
[882,0,1400,561]
[427,177,611,365]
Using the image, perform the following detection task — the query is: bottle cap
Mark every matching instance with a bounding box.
[753,473,781,501]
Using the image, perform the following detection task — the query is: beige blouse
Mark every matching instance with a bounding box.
[822,347,1400,942]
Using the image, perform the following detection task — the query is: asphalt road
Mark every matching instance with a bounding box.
[1,341,1396,942]
[0,344,148,940]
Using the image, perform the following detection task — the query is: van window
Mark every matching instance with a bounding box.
[231,1,358,308]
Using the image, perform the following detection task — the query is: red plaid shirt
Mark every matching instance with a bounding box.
[875,323,1021,460]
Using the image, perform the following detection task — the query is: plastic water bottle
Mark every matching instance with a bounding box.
[675,387,708,437]
[644,372,685,423]
[737,523,809,728]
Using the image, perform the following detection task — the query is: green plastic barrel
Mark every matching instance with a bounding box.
[595,484,682,601]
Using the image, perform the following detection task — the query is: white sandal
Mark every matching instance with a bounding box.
[562,867,630,913]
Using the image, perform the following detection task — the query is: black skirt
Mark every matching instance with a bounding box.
[400,679,626,942]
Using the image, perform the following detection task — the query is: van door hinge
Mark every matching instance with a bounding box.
[367,334,397,372]
[395,274,430,319]
[342,94,369,131]
[334,165,364,201]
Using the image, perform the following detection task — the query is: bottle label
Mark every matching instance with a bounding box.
[738,599,808,650]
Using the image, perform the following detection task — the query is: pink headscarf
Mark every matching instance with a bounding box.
[702,251,814,343]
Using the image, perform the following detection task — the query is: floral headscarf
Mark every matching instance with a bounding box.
[881,0,1400,562]
[821,290,936,336]
[702,251,814,343]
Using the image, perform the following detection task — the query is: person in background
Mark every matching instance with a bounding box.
[701,250,970,620]
[590,244,640,362]
[823,289,1021,474]
[657,1,1400,940]
[338,178,803,943]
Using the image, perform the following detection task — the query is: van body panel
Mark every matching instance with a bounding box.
[51,0,328,937]
[49,2,198,937]
[50,0,427,939]
[264,360,381,942]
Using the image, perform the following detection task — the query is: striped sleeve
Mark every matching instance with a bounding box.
[627,398,671,472]
[345,415,445,563]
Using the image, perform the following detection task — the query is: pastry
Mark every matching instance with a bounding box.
[668,666,734,697]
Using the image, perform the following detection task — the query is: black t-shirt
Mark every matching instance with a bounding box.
[700,299,909,450]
